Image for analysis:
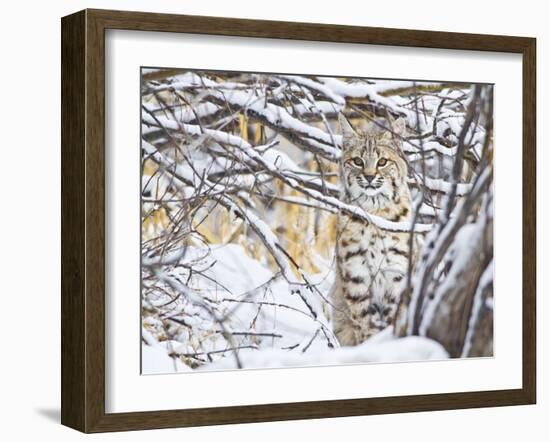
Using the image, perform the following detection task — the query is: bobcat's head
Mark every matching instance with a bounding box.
[339,114,408,207]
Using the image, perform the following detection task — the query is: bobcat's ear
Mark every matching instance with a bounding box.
[338,113,356,150]
[381,116,407,143]
[392,117,407,136]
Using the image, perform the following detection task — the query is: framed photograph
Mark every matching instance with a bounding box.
[61,9,536,433]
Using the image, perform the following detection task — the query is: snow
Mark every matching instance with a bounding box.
[279,75,347,106]
[147,72,476,161]
[143,242,336,364]
[151,73,342,159]
[201,329,448,370]
[142,240,450,373]
[142,343,192,374]
[421,177,472,196]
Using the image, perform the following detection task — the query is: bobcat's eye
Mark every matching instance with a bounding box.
[351,157,364,167]
[377,158,388,167]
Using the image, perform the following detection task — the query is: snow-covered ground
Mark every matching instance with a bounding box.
[142,242,448,374]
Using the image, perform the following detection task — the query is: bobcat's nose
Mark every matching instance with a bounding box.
[364,175,376,183]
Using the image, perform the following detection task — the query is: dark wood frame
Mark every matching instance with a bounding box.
[61,8,536,433]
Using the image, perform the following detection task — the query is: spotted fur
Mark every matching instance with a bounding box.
[331,114,420,346]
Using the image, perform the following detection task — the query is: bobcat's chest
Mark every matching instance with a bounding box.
[336,216,408,302]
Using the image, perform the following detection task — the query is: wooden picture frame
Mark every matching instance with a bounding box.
[61,8,536,433]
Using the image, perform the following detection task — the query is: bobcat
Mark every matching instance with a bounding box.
[331,114,419,346]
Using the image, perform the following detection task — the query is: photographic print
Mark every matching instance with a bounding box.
[140,68,494,374]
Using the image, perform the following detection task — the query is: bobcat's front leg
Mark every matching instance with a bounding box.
[345,296,379,344]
